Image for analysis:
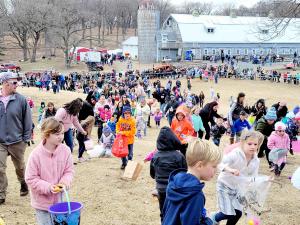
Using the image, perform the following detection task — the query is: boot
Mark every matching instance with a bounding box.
[20,182,29,196]
[229,137,234,145]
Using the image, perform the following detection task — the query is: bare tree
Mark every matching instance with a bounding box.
[256,1,300,41]
[52,0,87,68]
[180,1,213,15]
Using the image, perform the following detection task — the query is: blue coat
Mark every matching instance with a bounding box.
[162,169,212,225]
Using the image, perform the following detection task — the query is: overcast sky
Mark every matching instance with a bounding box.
[171,0,260,8]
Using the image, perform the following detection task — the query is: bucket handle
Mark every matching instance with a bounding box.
[61,187,72,214]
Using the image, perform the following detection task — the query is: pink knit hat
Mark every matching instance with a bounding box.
[275,122,286,131]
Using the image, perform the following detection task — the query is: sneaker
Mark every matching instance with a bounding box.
[78,157,86,163]
[151,189,158,197]
[0,199,5,205]
[210,212,219,225]
[120,164,126,170]
[20,182,29,196]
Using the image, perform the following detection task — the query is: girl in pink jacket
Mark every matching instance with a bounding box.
[25,118,74,225]
[267,122,290,176]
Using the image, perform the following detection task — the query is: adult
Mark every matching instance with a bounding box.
[135,82,146,102]
[228,92,247,144]
[79,95,96,122]
[255,107,277,165]
[55,98,87,152]
[272,101,288,121]
[199,101,222,140]
[199,91,205,108]
[249,99,267,124]
[165,94,179,125]
[0,72,32,204]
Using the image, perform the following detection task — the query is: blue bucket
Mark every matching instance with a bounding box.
[48,190,83,225]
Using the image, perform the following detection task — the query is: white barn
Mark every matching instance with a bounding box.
[122,36,138,60]
[158,14,300,61]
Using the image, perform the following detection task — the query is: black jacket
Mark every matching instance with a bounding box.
[165,100,179,117]
[199,102,221,126]
[78,101,94,121]
[150,127,187,190]
[272,103,288,121]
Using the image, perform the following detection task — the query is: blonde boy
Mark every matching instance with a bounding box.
[162,139,223,225]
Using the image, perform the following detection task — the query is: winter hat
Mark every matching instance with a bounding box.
[295,112,300,121]
[104,104,110,110]
[293,106,300,115]
[275,121,286,131]
[102,124,112,135]
[122,106,131,117]
[265,107,277,121]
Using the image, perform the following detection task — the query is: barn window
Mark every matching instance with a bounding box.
[212,49,216,55]
[261,29,269,34]
[204,49,208,55]
[207,28,214,33]
[245,49,248,55]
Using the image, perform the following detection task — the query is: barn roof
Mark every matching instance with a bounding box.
[122,36,138,46]
[168,14,300,44]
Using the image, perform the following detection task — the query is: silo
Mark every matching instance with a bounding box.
[138,1,160,63]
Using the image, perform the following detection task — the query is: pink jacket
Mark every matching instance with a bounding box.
[99,108,112,122]
[25,143,74,211]
[55,108,85,133]
[267,131,290,150]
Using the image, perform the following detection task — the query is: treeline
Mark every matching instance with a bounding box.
[0,0,298,67]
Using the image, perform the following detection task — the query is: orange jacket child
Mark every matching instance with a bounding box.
[116,110,136,145]
[171,107,194,144]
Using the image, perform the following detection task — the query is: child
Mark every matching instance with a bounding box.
[37,102,45,124]
[233,111,251,142]
[162,139,222,225]
[76,116,95,163]
[107,113,117,135]
[116,106,136,169]
[191,106,205,138]
[25,118,74,225]
[136,109,144,139]
[99,105,112,123]
[39,102,57,127]
[153,108,163,128]
[210,117,227,146]
[211,130,261,225]
[150,127,187,222]
[267,122,290,176]
[286,111,300,154]
[99,124,115,157]
[171,108,194,153]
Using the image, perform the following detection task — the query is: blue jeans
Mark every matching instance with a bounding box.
[215,210,242,225]
[35,209,52,225]
[64,128,73,152]
[121,144,133,166]
[212,138,220,146]
[168,114,174,125]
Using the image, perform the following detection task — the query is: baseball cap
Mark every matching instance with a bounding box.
[0,72,21,83]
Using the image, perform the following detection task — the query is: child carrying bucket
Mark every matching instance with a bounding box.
[25,118,74,225]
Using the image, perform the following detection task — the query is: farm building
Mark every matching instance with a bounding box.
[122,36,138,60]
[136,3,300,63]
[158,14,300,62]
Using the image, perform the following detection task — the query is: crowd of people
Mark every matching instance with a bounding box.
[0,64,300,225]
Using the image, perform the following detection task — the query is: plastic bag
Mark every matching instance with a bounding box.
[112,135,128,158]
[236,175,271,215]
[291,167,300,190]
[84,139,94,150]
[87,145,105,158]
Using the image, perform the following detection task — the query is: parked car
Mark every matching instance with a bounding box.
[1,63,21,72]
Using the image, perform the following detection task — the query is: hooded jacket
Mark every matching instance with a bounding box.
[162,169,212,225]
[267,131,290,150]
[171,108,194,144]
[150,127,187,190]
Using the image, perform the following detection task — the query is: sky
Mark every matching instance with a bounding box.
[171,0,260,8]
